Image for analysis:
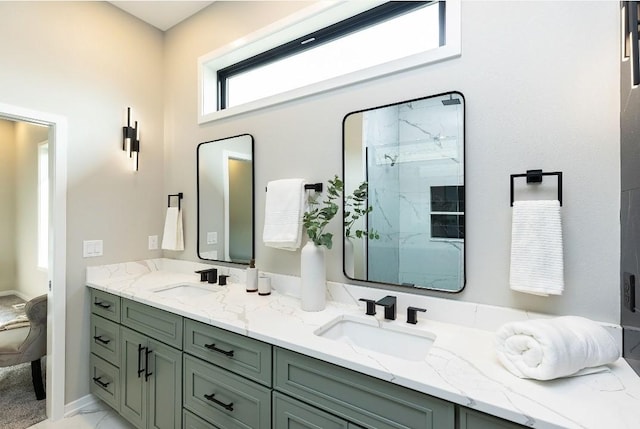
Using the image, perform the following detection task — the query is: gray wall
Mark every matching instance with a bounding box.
[0,2,165,403]
[165,1,620,322]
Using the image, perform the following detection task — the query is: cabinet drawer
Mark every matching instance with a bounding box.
[184,318,272,386]
[273,392,349,429]
[90,289,121,322]
[274,347,455,429]
[121,299,183,349]
[90,354,120,412]
[458,407,527,429]
[183,409,218,429]
[90,314,120,366]
[183,354,271,429]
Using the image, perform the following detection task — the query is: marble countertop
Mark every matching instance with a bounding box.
[86,259,640,429]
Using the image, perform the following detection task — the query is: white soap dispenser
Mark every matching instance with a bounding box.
[246,259,258,292]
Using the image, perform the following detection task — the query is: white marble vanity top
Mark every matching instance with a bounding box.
[86,259,640,429]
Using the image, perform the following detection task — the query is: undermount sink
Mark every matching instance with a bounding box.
[152,284,219,298]
[314,315,436,361]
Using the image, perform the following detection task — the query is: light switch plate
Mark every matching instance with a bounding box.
[83,240,103,258]
[207,232,218,244]
[148,235,158,250]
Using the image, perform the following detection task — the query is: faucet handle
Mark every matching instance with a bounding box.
[358,298,377,316]
[407,306,427,324]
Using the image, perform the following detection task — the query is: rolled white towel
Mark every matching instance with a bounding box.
[495,316,620,380]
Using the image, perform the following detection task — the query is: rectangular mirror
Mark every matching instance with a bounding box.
[197,134,254,264]
[343,92,465,292]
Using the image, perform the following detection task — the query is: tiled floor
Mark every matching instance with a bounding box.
[27,403,133,429]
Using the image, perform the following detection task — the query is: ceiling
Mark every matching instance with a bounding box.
[109,1,215,31]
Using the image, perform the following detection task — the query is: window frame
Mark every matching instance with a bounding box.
[198,0,461,123]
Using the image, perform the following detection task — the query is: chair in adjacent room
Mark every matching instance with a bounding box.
[0,294,48,400]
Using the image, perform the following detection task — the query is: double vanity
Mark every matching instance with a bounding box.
[86,258,640,429]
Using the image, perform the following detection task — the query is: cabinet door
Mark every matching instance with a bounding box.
[91,314,120,366]
[458,407,527,429]
[90,289,121,322]
[273,392,349,429]
[120,327,147,429]
[147,339,182,429]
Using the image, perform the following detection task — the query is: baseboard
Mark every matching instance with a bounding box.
[64,394,99,418]
[0,289,31,301]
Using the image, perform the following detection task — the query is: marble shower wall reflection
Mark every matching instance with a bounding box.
[343,92,465,291]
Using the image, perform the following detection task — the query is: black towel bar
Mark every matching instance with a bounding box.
[168,193,183,210]
[510,170,562,206]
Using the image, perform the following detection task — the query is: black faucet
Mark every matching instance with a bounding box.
[406,306,426,324]
[358,298,377,315]
[376,296,397,320]
[195,268,218,284]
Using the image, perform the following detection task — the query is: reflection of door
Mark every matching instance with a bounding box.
[224,153,252,262]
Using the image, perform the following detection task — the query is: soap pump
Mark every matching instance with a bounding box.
[246,259,258,292]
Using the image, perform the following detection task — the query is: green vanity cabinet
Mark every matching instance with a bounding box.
[120,320,183,429]
[89,290,122,412]
[182,318,273,428]
[273,391,351,429]
[91,288,121,322]
[458,407,528,429]
[273,347,455,429]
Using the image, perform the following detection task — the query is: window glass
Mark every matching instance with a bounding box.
[225,3,440,108]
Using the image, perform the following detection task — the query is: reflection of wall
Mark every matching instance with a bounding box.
[198,137,252,261]
[228,158,252,262]
[344,113,366,278]
[364,97,464,290]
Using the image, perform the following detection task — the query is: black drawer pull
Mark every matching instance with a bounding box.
[144,348,153,381]
[203,393,234,411]
[93,335,110,345]
[137,344,145,378]
[204,343,234,357]
[93,376,110,388]
[94,301,112,310]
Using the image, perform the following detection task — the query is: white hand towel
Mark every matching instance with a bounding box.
[161,207,184,251]
[263,179,305,251]
[495,316,620,380]
[509,200,564,296]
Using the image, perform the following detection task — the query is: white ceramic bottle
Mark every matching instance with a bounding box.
[246,259,258,292]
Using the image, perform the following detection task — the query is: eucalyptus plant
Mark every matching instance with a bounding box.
[344,181,380,240]
[302,175,342,249]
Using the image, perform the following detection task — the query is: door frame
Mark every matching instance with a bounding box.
[0,102,67,421]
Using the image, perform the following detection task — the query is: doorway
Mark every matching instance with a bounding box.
[0,102,67,421]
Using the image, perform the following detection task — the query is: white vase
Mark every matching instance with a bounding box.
[300,241,326,311]
[344,237,355,278]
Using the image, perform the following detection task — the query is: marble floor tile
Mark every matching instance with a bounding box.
[27,403,133,429]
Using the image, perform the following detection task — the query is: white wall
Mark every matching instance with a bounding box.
[165,1,621,323]
[0,2,165,403]
[0,120,16,293]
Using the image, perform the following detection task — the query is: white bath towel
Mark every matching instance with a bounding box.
[509,200,564,296]
[161,207,184,251]
[263,179,305,251]
[495,316,620,380]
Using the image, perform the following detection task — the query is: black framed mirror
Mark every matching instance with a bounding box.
[342,92,465,292]
[197,134,254,264]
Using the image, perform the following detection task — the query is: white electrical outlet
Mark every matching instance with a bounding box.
[83,240,103,257]
[148,235,159,250]
[207,232,218,244]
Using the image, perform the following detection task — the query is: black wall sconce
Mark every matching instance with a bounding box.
[122,107,140,171]
[624,1,640,87]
